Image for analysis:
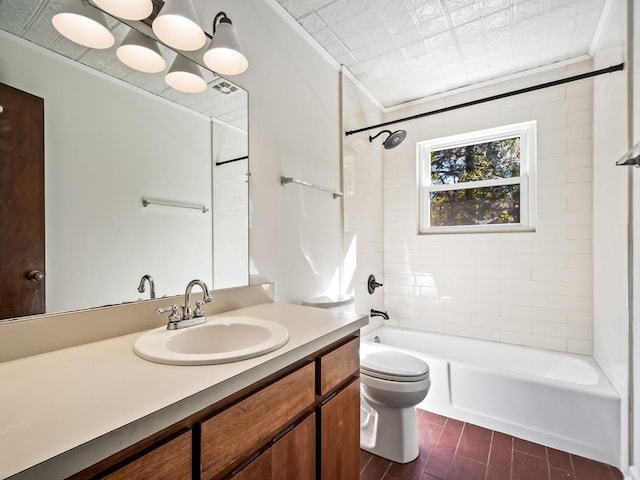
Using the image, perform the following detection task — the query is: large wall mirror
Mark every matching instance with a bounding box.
[0,0,249,321]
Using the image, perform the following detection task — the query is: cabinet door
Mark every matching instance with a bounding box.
[101,431,191,480]
[320,379,360,480]
[231,414,315,480]
[232,450,272,480]
[272,413,315,479]
[200,363,315,479]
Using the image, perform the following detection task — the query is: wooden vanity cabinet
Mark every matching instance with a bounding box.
[96,431,192,480]
[230,451,271,479]
[66,334,360,480]
[199,362,316,479]
[230,413,316,480]
[317,335,360,396]
[270,414,316,478]
[228,335,360,480]
[319,380,361,480]
[316,337,361,480]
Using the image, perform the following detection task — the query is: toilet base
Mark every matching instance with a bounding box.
[360,401,420,464]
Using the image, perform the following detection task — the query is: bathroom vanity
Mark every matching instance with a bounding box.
[74,336,359,480]
[0,300,367,480]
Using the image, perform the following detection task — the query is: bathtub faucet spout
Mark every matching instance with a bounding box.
[370,308,389,320]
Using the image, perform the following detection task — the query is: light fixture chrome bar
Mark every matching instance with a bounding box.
[280,176,343,199]
[142,197,209,213]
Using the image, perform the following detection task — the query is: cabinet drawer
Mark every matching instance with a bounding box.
[318,337,359,396]
[200,362,315,479]
[102,431,191,480]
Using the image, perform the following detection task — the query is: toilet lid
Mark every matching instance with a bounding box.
[360,350,429,381]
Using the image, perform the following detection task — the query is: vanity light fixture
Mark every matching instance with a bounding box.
[165,55,207,93]
[203,12,248,76]
[117,29,166,73]
[52,1,248,93]
[52,0,114,49]
[92,0,153,21]
[152,0,206,52]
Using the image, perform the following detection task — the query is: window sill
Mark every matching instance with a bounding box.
[418,225,536,235]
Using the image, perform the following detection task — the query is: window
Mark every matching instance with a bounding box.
[418,121,536,234]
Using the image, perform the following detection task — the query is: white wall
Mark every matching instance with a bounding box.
[0,31,213,313]
[3,0,343,312]
[212,122,249,290]
[591,2,630,469]
[193,0,343,303]
[3,0,346,310]
[591,1,632,471]
[341,72,385,324]
[380,61,596,354]
[591,0,636,473]
[630,0,640,476]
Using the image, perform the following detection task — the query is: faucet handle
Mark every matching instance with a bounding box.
[367,274,383,294]
[194,300,207,318]
[156,304,181,322]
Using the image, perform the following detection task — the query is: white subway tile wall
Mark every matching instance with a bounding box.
[382,63,594,354]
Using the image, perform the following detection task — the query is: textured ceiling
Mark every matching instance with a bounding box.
[0,0,247,129]
[1,0,608,117]
[276,0,608,107]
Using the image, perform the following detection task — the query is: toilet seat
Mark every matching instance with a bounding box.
[361,350,429,382]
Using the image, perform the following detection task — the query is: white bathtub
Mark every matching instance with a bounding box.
[361,325,621,466]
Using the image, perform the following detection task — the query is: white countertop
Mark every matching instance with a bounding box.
[0,302,367,480]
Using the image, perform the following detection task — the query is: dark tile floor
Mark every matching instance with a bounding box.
[360,409,624,480]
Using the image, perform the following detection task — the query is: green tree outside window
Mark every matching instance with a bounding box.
[430,138,521,227]
[418,121,536,234]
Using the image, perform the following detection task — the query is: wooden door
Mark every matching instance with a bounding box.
[320,379,361,480]
[0,83,45,319]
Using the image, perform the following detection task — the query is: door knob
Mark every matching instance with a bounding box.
[27,270,45,282]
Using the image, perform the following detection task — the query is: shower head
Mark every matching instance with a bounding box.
[368,129,407,149]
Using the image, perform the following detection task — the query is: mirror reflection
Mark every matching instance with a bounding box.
[0,0,249,320]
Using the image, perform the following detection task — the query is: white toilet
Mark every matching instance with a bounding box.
[360,348,431,463]
[301,295,431,464]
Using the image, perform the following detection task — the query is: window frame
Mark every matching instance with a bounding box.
[417,121,537,235]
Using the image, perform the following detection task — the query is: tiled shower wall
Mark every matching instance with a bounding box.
[382,61,595,354]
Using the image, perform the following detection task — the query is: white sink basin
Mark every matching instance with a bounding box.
[134,316,290,365]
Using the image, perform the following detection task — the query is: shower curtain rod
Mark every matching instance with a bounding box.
[345,63,625,136]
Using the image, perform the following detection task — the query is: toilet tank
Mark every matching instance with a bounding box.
[301,294,355,312]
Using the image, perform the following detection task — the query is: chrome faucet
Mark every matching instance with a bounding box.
[183,279,212,320]
[156,279,212,330]
[137,274,156,299]
[370,308,389,320]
